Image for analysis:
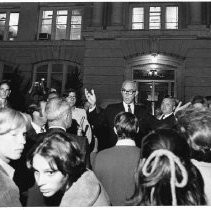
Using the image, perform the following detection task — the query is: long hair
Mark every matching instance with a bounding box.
[27,132,86,186]
[177,108,211,162]
[128,129,206,206]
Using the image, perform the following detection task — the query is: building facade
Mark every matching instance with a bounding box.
[0,2,211,113]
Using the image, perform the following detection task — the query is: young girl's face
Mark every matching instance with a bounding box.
[32,154,68,197]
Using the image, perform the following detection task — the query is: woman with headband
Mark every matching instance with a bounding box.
[128,129,206,206]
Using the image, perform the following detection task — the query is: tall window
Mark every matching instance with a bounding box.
[132,7,144,30]
[33,61,82,93]
[0,11,19,41]
[39,8,82,40]
[149,7,161,29]
[165,6,178,29]
[131,5,178,30]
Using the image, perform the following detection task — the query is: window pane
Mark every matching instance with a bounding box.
[71,16,82,25]
[149,7,161,29]
[43,10,53,19]
[41,25,51,34]
[132,7,144,30]
[72,9,81,15]
[57,10,67,15]
[52,64,63,73]
[166,6,178,29]
[55,10,67,40]
[70,10,82,40]
[55,25,66,40]
[37,64,48,73]
[57,15,67,25]
[8,26,18,40]
[41,10,53,35]
[51,73,62,93]
[8,13,19,40]
[9,13,19,25]
[0,13,6,25]
[70,25,81,40]
[0,13,6,40]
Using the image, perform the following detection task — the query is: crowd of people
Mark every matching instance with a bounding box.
[0,79,211,206]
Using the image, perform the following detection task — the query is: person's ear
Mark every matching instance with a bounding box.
[136,126,139,133]
[135,90,139,97]
[113,127,117,135]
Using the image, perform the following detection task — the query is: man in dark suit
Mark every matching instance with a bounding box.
[158,97,176,129]
[42,97,90,168]
[85,80,157,149]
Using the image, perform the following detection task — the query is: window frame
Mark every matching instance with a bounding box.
[33,60,80,93]
[130,3,179,30]
[0,9,20,41]
[37,7,83,40]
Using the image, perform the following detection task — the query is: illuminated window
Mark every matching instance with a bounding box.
[149,7,161,29]
[0,11,19,41]
[39,8,82,40]
[165,6,178,29]
[131,4,179,30]
[132,7,144,30]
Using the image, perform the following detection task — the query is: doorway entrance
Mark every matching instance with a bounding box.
[137,80,175,115]
[130,53,180,115]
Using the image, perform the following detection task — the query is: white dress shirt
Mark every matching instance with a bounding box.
[72,107,92,144]
[31,121,46,134]
[116,138,136,146]
[123,102,135,114]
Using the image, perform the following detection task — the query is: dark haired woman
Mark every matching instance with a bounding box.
[26,132,110,206]
[128,129,206,206]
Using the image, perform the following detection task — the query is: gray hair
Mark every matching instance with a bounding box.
[45,97,71,122]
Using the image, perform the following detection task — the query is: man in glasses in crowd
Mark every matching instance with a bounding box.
[85,80,157,149]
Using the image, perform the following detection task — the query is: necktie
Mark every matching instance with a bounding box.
[40,127,45,133]
[128,105,132,113]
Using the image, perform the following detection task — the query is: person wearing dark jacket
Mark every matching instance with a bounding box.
[85,80,158,149]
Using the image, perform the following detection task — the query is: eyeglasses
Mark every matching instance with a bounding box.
[121,88,136,95]
[67,96,76,99]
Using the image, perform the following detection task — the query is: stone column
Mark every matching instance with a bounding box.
[108,2,123,30]
[190,2,201,25]
[188,2,205,29]
[92,2,103,27]
[111,2,123,26]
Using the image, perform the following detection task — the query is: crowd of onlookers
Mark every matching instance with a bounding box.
[1,79,211,206]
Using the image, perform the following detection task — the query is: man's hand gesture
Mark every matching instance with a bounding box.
[85,88,96,108]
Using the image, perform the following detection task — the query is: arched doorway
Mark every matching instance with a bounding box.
[126,53,184,115]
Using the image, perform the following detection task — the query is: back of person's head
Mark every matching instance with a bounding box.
[45,97,71,123]
[128,129,206,206]
[0,108,28,135]
[177,108,211,162]
[47,91,59,102]
[27,132,85,185]
[191,95,207,110]
[27,100,46,117]
[114,112,139,140]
